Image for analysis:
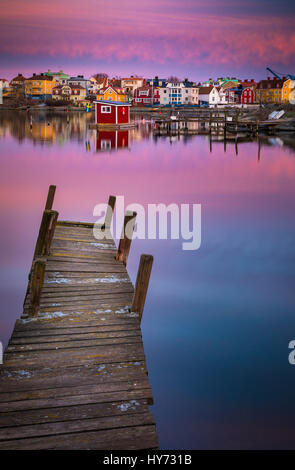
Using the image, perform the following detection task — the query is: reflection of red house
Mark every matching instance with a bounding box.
[96,130,129,152]
[94,100,131,125]
[133,85,160,106]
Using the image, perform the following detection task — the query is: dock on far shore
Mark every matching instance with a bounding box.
[0,186,158,450]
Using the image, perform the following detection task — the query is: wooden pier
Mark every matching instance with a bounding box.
[0,187,158,450]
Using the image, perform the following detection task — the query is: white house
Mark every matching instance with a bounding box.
[67,75,91,94]
[198,86,220,106]
[160,81,199,106]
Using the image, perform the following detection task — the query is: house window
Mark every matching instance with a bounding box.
[101,106,111,113]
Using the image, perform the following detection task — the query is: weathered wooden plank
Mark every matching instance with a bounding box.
[0,412,155,442]
[10,329,141,344]
[0,424,158,450]
[0,387,153,412]
[44,262,126,272]
[0,361,147,393]
[0,377,150,403]
[0,398,150,428]
[6,334,142,352]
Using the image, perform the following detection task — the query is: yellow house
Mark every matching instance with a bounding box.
[53,84,86,103]
[255,78,284,104]
[281,79,295,104]
[97,86,127,102]
[25,73,57,100]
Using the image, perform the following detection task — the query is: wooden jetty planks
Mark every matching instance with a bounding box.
[0,189,157,450]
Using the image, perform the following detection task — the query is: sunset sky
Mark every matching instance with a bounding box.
[0,0,294,81]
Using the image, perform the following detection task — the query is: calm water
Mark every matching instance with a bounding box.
[1,110,295,449]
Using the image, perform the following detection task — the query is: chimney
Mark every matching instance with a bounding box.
[33,73,36,76]
[244,79,248,82]
[282,76,286,80]
[267,76,270,80]
[251,79,254,82]
[274,77,277,80]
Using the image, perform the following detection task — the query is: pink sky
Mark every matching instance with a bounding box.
[0,0,295,80]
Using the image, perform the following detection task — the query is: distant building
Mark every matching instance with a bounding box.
[0,78,9,89]
[146,76,167,88]
[120,76,144,96]
[133,85,160,106]
[10,74,26,87]
[25,73,57,100]
[197,86,220,106]
[88,76,108,95]
[52,84,86,103]
[94,100,131,126]
[43,69,69,84]
[281,79,295,104]
[67,75,91,93]
[255,77,284,104]
[97,86,127,102]
[160,80,198,105]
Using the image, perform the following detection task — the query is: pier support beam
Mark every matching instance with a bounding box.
[29,258,45,317]
[34,209,58,258]
[45,185,56,210]
[116,211,137,266]
[131,254,154,322]
[102,195,116,230]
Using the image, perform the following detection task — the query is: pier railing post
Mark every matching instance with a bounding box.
[102,195,116,230]
[45,185,56,210]
[34,209,59,258]
[29,258,45,317]
[116,211,137,266]
[131,254,154,323]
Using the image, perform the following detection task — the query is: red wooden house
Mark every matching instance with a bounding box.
[94,100,131,126]
[133,85,160,106]
[241,87,255,104]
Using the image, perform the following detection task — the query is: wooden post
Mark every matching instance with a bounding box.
[102,195,116,230]
[131,254,154,322]
[45,185,56,210]
[29,258,45,317]
[116,211,137,266]
[34,209,58,258]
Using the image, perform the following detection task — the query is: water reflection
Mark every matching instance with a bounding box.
[0,110,295,156]
[0,110,295,449]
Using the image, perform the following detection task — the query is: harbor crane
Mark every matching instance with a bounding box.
[266,67,295,80]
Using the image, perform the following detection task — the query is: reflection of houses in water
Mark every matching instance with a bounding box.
[96,130,129,152]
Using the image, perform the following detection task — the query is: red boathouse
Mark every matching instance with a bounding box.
[94,100,131,126]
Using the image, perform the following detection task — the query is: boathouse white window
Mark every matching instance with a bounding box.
[101,106,111,113]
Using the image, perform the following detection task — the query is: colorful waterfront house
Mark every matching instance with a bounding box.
[197,86,220,106]
[255,77,284,104]
[52,84,86,103]
[43,69,69,84]
[0,78,9,89]
[25,73,57,100]
[10,74,26,88]
[241,87,255,104]
[133,85,160,106]
[67,75,91,94]
[281,79,295,104]
[120,76,144,96]
[160,80,199,106]
[88,76,108,95]
[146,76,167,88]
[97,86,128,102]
[96,130,129,152]
[94,100,131,126]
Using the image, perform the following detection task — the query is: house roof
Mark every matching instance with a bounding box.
[27,74,54,81]
[121,77,143,81]
[198,86,215,94]
[99,86,126,95]
[257,79,284,89]
[94,100,131,106]
[11,74,26,82]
